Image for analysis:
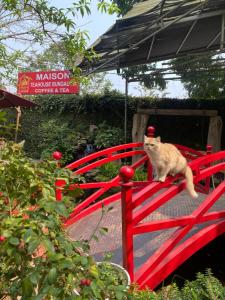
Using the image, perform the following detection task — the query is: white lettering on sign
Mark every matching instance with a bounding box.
[60,88,69,93]
[31,82,51,88]
[36,72,70,81]
[52,82,70,87]
[34,87,72,94]
[35,88,54,93]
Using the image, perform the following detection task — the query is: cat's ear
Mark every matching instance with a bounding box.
[144,135,148,141]
[156,136,161,142]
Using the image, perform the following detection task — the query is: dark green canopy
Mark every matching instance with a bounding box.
[80,0,225,74]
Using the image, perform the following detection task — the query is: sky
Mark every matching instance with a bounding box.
[49,0,187,98]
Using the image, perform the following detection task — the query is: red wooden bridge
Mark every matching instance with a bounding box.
[55,127,225,290]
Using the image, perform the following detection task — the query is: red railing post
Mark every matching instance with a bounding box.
[206,145,213,154]
[206,145,213,191]
[119,166,134,282]
[147,126,155,181]
[53,151,65,201]
[206,145,213,155]
[53,151,62,168]
[55,179,66,201]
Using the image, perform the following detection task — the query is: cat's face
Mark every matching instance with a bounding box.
[144,136,161,153]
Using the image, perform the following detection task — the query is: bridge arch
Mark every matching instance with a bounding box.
[55,130,225,290]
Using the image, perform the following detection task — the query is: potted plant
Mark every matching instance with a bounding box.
[97,261,131,299]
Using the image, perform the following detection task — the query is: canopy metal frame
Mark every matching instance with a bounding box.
[80,0,225,75]
[78,0,225,144]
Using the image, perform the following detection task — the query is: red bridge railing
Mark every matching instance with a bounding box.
[53,126,223,289]
[120,150,225,289]
[55,127,208,227]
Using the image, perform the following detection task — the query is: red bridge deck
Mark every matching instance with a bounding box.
[68,188,225,289]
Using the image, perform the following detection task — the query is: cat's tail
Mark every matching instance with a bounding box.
[184,166,198,198]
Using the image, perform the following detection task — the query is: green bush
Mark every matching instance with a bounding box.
[18,93,225,160]
[93,122,124,149]
[132,269,225,299]
[96,162,147,182]
[37,120,79,164]
[180,269,225,299]
[0,141,130,299]
[95,162,120,182]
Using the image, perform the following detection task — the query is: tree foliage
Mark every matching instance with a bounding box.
[170,53,225,99]
[112,0,141,15]
[0,0,119,86]
[121,64,166,91]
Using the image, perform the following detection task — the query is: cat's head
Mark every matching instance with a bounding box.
[144,136,161,153]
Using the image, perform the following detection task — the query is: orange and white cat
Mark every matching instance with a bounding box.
[144,135,198,198]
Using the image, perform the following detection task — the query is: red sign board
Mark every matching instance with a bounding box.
[17,70,79,95]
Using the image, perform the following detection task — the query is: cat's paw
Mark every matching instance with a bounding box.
[158,177,166,182]
[192,191,198,199]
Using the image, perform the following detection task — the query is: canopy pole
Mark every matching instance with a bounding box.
[15,106,21,142]
[221,14,225,50]
[125,77,129,144]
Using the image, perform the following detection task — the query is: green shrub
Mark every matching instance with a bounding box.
[132,269,225,299]
[133,168,147,181]
[0,141,130,299]
[95,162,147,182]
[97,262,130,299]
[93,122,124,148]
[95,162,120,182]
[37,120,76,163]
[180,269,225,299]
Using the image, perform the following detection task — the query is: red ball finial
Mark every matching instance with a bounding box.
[0,236,6,242]
[119,166,134,183]
[206,145,213,153]
[147,126,155,137]
[52,151,62,161]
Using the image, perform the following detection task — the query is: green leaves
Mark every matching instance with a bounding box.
[8,237,20,246]
[47,267,58,284]
[121,64,166,92]
[54,201,69,217]
[73,0,92,17]
[22,278,33,297]
[97,1,120,15]
[94,121,123,148]
[0,140,132,299]
[171,53,225,99]
[27,238,40,254]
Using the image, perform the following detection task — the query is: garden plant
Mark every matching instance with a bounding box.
[0,140,130,299]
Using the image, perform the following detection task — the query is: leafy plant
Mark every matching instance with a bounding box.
[131,269,225,299]
[133,168,147,181]
[94,122,124,148]
[0,110,16,139]
[97,262,130,300]
[95,162,120,182]
[0,140,130,299]
[38,119,81,164]
[171,53,225,99]
[96,162,147,182]
[180,269,225,299]
[131,287,157,300]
